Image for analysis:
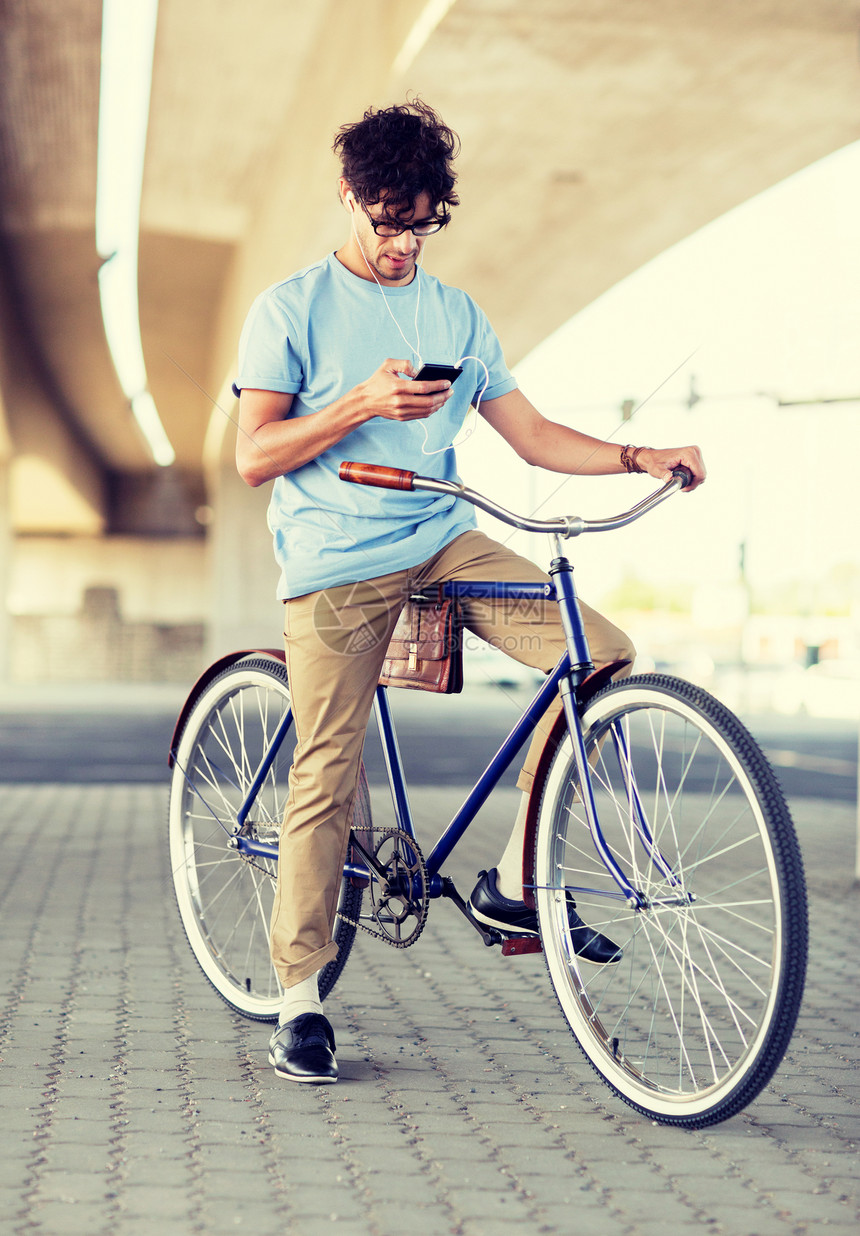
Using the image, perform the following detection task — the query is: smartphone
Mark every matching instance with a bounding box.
[413,363,463,384]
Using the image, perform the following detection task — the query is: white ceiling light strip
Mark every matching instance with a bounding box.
[392,0,457,76]
[96,0,175,467]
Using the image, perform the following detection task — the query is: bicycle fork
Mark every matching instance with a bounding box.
[550,541,652,911]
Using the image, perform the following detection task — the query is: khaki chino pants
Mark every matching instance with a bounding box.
[271,530,634,988]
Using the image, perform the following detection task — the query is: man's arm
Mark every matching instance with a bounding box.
[480,387,706,490]
[235,358,454,487]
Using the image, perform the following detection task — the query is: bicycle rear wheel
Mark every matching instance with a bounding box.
[534,673,807,1127]
[168,656,365,1020]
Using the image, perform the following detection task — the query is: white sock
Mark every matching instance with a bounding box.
[278,971,322,1025]
[494,791,530,901]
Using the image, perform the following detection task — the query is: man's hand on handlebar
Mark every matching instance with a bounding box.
[635,446,706,491]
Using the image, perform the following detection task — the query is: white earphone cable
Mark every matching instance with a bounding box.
[350,202,422,365]
[349,195,484,457]
[417,355,488,456]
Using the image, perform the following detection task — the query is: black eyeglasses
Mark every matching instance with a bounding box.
[359,199,448,238]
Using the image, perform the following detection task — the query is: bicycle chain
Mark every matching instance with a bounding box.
[232,823,280,881]
[238,852,278,880]
[231,823,429,948]
[341,826,430,948]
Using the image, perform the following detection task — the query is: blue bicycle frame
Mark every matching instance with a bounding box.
[232,560,644,907]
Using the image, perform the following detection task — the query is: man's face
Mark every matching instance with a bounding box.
[342,185,442,286]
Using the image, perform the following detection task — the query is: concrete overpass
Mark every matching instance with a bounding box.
[1,0,859,678]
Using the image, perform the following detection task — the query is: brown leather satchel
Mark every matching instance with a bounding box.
[379,593,463,693]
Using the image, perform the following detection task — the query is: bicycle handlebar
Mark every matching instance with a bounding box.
[338,460,693,538]
[338,461,417,490]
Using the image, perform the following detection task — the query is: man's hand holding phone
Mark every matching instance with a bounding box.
[357,358,460,423]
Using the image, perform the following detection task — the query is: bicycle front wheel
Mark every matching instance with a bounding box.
[168,656,366,1020]
[534,673,807,1127]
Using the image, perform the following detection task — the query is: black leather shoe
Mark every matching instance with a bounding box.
[268,1012,338,1083]
[468,868,623,966]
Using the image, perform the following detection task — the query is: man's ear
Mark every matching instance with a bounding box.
[339,178,355,211]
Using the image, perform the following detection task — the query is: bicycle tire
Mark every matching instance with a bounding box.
[534,673,807,1127]
[168,656,365,1021]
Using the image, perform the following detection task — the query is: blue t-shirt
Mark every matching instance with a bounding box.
[236,253,517,598]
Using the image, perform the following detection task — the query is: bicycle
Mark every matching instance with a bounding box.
[167,462,808,1128]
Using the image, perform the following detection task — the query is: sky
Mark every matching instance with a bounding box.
[457,140,860,609]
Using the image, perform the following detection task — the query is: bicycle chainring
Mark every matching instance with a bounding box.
[344,827,429,948]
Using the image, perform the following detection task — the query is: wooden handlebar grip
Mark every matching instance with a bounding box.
[339,461,416,490]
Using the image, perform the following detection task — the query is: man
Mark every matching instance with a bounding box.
[235,100,706,1084]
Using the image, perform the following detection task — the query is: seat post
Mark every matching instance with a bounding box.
[548,546,594,688]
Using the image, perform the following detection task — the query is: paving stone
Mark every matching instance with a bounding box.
[119,1158,195,1187]
[199,1174,288,1211]
[15,1200,113,1234]
[0,1185,26,1218]
[282,1182,366,1215]
[442,1185,536,1220]
[431,1157,519,1190]
[528,1203,629,1235]
[118,1184,198,1219]
[33,1168,113,1204]
[467,1109,548,1136]
[0,1104,49,1133]
[265,1138,346,1164]
[298,1221,382,1236]
[41,1142,113,1172]
[364,1173,447,1209]
[644,1146,733,1177]
[190,1143,272,1173]
[673,1174,763,1206]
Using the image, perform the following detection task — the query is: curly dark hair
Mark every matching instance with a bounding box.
[332,99,460,223]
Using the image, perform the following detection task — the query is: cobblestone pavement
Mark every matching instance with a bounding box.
[0,782,857,1236]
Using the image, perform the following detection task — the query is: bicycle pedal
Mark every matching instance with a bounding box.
[501,937,543,957]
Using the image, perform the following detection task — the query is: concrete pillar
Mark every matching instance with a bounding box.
[0,461,11,685]
[0,382,12,684]
[204,390,285,662]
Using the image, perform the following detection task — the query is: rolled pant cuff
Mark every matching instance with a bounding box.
[274,941,339,990]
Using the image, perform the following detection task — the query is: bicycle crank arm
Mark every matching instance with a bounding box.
[348,832,394,882]
[440,877,504,947]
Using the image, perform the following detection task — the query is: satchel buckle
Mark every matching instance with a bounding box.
[407,642,419,673]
